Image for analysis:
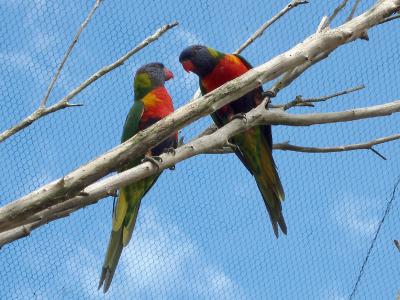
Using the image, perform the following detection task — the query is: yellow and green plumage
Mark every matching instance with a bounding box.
[99,63,176,293]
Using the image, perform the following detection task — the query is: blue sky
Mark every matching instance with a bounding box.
[0,0,399,299]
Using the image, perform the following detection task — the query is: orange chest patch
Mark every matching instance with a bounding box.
[201,54,249,92]
[142,87,174,120]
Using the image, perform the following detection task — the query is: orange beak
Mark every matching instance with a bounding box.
[164,68,174,81]
[181,60,195,73]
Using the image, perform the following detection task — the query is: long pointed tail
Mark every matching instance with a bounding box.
[255,145,286,238]
[98,187,143,293]
[256,181,286,237]
[234,127,286,237]
[98,229,124,293]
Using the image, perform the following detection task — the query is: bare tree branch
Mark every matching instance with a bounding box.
[277,84,365,110]
[299,84,364,104]
[234,0,309,54]
[204,133,400,156]
[327,0,350,28]
[274,134,400,154]
[285,0,360,93]
[40,0,103,108]
[2,98,400,246]
[0,21,178,143]
[190,0,307,101]
[379,13,400,24]
[316,16,330,33]
[201,84,365,146]
[0,210,71,248]
[268,51,329,96]
[0,0,398,234]
[346,0,361,22]
[268,14,332,97]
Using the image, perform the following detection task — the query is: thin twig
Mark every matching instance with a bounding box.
[40,0,103,108]
[234,0,308,54]
[349,176,400,299]
[316,16,329,32]
[204,133,400,156]
[274,134,399,155]
[275,85,365,110]
[190,0,308,102]
[302,85,365,103]
[326,0,350,28]
[0,21,178,143]
[346,0,361,22]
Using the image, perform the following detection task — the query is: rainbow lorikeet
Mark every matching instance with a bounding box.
[179,45,286,237]
[98,63,177,292]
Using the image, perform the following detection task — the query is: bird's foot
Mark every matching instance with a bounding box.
[165,147,176,155]
[263,90,276,108]
[230,113,247,123]
[141,155,163,170]
[163,148,177,170]
[225,141,238,151]
[262,90,276,98]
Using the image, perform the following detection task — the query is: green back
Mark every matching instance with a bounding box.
[121,100,144,143]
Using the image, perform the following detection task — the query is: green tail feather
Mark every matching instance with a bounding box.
[255,140,286,237]
[98,184,146,293]
[256,180,286,238]
[234,127,286,237]
[98,229,124,293]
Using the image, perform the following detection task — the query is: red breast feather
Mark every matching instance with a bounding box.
[201,54,249,92]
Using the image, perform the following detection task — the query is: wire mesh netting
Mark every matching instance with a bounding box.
[0,0,399,299]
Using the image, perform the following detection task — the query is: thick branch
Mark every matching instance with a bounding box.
[0,22,178,143]
[207,84,364,137]
[268,50,329,96]
[1,98,400,245]
[0,210,71,248]
[269,11,334,97]
[0,0,398,233]
[270,0,365,98]
[379,13,400,24]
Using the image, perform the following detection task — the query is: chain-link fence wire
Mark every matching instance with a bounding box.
[0,0,399,299]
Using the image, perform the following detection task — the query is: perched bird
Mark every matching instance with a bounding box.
[98,63,177,293]
[179,45,286,237]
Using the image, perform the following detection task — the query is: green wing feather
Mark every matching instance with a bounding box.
[201,58,286,237]
[99,101,160,292]
[233,127,286,237]
[233,55,286,236]
[121,101,144,143]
